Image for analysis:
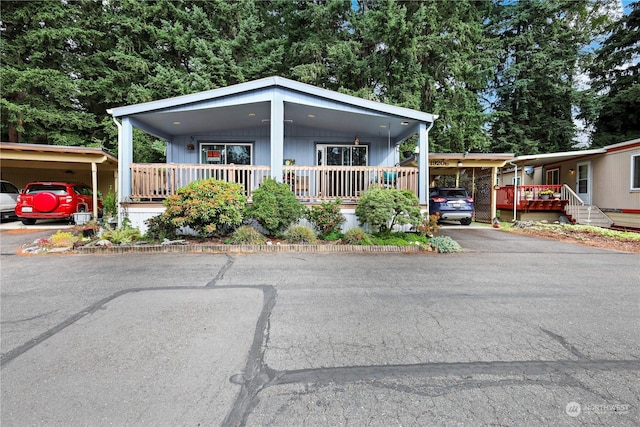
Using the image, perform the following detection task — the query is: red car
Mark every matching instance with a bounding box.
[15,182,102,225]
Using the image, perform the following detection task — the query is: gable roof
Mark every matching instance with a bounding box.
[107,76,437,141]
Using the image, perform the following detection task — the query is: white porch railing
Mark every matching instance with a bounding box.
[561,183,585,222]
[130,163,418,202]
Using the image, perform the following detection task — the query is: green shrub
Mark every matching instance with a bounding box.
[323,231,343,242]
[229,225,267,244]
[284,224,318,244]
[144,214,178,241]
[102,225,142,244]
[245,178,306,237]
[355,187,422,234]
[429,236,462,253]
[342,227,372,245]
[102,185,118,218]
[370,232,429,246]
[306,198,346,237]
[158,179,247,238]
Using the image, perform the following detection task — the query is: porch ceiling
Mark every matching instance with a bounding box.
[132,101,420,141]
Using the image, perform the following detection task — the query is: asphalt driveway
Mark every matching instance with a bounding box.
[1,226,638,426]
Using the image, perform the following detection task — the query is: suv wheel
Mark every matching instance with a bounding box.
[460,218,472,225]
[21,218,36,225]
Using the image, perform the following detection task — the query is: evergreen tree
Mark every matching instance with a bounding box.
[1,0,100,145]
[487,0,601,155]
[589,0,640,147]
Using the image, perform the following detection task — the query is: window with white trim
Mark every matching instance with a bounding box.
[200,143,252,165]
[632,153,640,191]
[545,168,559,185]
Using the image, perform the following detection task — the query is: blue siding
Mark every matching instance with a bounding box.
[168,124,399,167]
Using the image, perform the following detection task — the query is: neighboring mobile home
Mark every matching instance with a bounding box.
[108,76,438,233]
[496,138,640,229]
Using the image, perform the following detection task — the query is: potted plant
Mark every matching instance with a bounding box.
[102,186,118,227]
[538,188,554,200]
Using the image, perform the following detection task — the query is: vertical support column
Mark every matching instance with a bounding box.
[118,117,133,224]
[491,166,498,221]
[91,162,98,219]
[270,90,284,181]
[417,122,429,206]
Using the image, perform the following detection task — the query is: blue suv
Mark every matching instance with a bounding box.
[429,187,474,225]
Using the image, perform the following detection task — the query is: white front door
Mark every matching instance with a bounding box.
[576,161,592,204]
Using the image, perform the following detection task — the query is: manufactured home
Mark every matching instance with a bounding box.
[496,139,640,229]
[108,76,438,233]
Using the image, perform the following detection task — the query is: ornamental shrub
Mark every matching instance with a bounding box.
[229,225,267,245]
[417,213,440,237]
[245,178,306,237]
[305,198,346,238]
[429,236,463,253]
[157,179,247,238]
[102,224,142,244]
[283,225,318,244]
[355,187,422,234]
[342,227,372,245]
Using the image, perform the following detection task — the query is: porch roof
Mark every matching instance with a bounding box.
[107,76,437,141]
[511,148,607,167]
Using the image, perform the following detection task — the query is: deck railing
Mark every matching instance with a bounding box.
[130,163,418,202]
[496,184,565,207]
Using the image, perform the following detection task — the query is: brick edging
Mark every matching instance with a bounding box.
[76,243,426,254]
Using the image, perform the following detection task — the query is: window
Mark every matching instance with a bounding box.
[200,143,252,165]
[632,153,640,191]
[317,144,368,166]
[546,168,559,185]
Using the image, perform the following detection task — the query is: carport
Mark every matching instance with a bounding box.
[404,152,514,222]
[0,142,118,219]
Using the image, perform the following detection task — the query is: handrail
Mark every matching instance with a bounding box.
[561,183,585,223]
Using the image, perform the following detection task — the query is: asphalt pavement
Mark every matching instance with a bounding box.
[1,222,639,426]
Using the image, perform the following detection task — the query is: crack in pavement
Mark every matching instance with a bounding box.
[540,327,589,360]
[1,256,238,368]
[1,309,60,324]
[222,284,277,427]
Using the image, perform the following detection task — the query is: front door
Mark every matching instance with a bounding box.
[317,145,368,197]
[576,161,591,204]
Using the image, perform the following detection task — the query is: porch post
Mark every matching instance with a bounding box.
[91,162,98,219]
[418,122,429,205]
[491,166,498,220]
[270,90,284,181]
[118,117,134,223]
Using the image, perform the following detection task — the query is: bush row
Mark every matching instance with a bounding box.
[144,178,445,246]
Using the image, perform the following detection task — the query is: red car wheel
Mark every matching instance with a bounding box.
[33,192,59,212]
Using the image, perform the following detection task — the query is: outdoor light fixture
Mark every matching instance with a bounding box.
[569,168,575,174]
[354,136,360,145]
[186,143,195,151]
[457,161,463,167]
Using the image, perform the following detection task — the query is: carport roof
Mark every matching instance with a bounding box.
[0,142,118,170]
